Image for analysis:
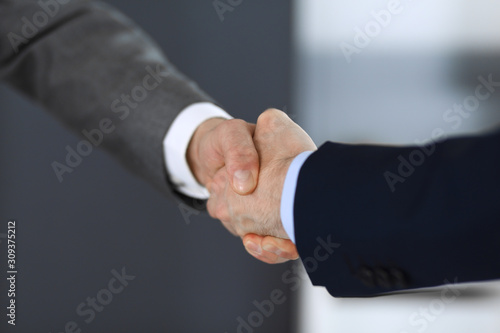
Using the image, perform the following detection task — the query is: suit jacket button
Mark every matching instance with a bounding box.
[356,266,375,287]
[374,267,391,288]
[389,267,409,288]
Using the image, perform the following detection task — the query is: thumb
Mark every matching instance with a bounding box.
[221,120,259,195]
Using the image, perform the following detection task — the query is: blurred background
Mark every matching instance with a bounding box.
[0,1,293,332]
[294,1,500,332]
[1,0,500,332]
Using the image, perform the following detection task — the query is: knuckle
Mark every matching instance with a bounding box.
[226,145,257,165]
[215,204,230,222]
[257,108,286,126]
[220,118,247,133]
[207,201,217,219]
[212,170,227,185]
[225,153,257,177]
[256,109,289,135]
[227,143,253,157]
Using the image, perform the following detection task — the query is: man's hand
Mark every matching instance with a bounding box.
[187,118,259,195]
[206,109,317,261]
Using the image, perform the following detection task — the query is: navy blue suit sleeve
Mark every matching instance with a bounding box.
[294,129,500,297]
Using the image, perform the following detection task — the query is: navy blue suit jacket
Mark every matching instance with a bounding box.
[294,128,500,297]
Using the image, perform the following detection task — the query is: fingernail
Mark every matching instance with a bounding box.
[233,170,254,193]
[245,241,262,255]
[263,244,281,256]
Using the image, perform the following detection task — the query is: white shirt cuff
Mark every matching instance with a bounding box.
[163,102,232,199]
[280,151,314,244]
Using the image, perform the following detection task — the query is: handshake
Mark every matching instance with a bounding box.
[187,108,317,264]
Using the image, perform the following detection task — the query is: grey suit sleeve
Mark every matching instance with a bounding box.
[0,0,215,205]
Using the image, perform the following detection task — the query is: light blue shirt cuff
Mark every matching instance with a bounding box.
[280,151,314,244]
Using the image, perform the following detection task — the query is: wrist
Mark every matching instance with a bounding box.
[271,157,295,239]
[279,151,315,243]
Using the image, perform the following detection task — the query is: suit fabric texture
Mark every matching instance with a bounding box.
[294,129,500,296]
[0,0,214,207]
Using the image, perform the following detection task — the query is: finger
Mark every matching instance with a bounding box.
[255,109,316,155]
[243,235,287,264]
[261,235,299,260]
[219,120,259,195]
[206,182,218,219]
[255,108,291,134]
[207,174,240,237]
[207,193,239,236]
[243,234,294,264]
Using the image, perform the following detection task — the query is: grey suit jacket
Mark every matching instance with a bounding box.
[0,0,214,206]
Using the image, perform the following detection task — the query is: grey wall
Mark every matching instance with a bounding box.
[0,1,293,332]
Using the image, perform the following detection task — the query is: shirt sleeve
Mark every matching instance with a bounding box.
[163,102,232,199]
[280,151,315,244]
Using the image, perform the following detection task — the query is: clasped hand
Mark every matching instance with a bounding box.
[189,108,316,264]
